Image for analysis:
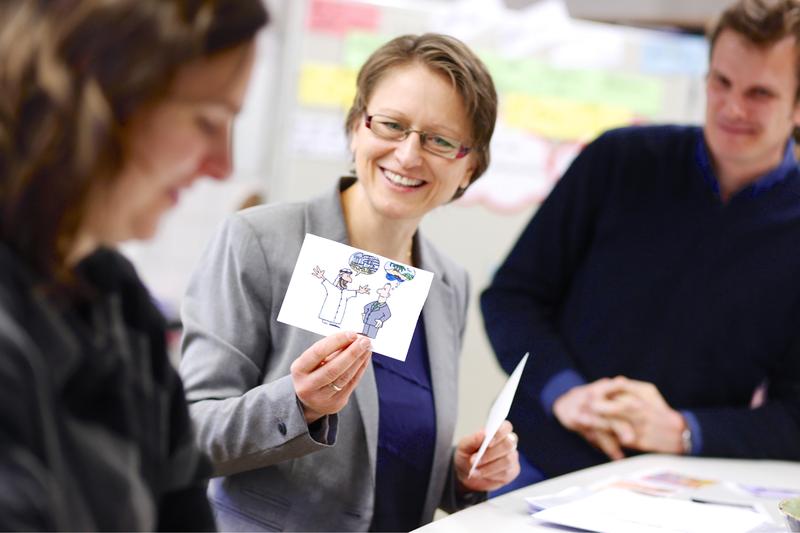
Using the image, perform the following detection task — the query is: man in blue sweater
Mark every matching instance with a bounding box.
[482,0,800,485]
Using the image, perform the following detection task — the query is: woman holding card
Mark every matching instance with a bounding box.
[180,33,520,531]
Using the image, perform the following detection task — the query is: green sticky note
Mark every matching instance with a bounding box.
[344,32,387,69]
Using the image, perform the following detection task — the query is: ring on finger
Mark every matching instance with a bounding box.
[329,382,343,393]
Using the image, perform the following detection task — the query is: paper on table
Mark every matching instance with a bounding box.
[533,488,769,533]
[526,486,593,512]
[468,353,529,478]
[728,481,800,500]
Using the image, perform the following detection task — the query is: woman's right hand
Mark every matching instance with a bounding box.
[290,331,372,424]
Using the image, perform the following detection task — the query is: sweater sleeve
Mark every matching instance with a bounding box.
[687,329,800,460]
[179,215,336,478]
[481,132,615,415]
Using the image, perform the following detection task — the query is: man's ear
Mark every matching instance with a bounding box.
[790,81,800,124]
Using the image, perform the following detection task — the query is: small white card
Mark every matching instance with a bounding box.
[469,352,529,478]
[277,234,434,361]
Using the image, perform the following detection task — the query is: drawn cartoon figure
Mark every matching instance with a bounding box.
[361,283,393,338]
[312,265,369,327]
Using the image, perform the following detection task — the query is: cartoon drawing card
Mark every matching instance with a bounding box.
[277,233,434,361]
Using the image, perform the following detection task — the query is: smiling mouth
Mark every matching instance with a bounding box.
[717,121,756,135]
[382,168,425,188]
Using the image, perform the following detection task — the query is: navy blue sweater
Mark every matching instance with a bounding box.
[481,125,800,478]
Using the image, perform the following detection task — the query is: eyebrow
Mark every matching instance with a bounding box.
[746,85,777,96]
[709,70,779,95]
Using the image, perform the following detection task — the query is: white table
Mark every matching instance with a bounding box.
[413,454,800,532]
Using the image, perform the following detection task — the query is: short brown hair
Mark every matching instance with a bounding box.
[345,33,497,199]
[709,0,800,98]
[0,0,268,285]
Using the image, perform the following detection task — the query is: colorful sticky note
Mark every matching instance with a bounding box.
[504,93,635,141]
[343,31,388,69]
[307,0,381,36]
[640,35,708,76]
[482,54,664,117]
[298,63,358,109]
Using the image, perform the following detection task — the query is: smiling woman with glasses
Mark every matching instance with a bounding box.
[179,33,520,532]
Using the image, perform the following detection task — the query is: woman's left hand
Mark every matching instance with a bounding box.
[454,420,520,493]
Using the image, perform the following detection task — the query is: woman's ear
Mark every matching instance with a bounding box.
[459,160,476,190]
[349,119,362,155]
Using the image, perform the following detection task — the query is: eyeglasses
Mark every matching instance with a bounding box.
[365,114,471,159]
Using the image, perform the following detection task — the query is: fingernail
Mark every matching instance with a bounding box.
[358,337,371,350]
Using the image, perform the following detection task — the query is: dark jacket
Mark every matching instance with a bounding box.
[0,245,214,531]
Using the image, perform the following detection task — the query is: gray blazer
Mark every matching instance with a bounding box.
[180,179,474,531]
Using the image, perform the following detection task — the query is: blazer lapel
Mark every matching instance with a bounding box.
[305,178,379,484]
[418,236,459,518]
[353,356,379,482]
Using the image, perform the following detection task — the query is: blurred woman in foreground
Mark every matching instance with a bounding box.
[0,0,267,529]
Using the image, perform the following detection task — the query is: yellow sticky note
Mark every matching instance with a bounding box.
[298,64,358,109]
[504,94,635,141]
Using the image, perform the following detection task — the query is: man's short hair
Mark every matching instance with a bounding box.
[709,0,800,100]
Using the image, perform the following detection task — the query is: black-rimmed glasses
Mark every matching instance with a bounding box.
[365,114,471,159]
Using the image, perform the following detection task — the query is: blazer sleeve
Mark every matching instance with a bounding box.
[180,214,336,477]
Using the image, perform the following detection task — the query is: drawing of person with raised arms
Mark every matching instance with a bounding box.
[312,265,370,327]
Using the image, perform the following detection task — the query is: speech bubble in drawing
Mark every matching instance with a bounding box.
[385,262,416,284]
[349,252,379,275]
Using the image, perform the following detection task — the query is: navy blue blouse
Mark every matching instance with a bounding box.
[369,318,436,532]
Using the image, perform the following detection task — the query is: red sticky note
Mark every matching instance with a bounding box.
[307,0,381,35]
